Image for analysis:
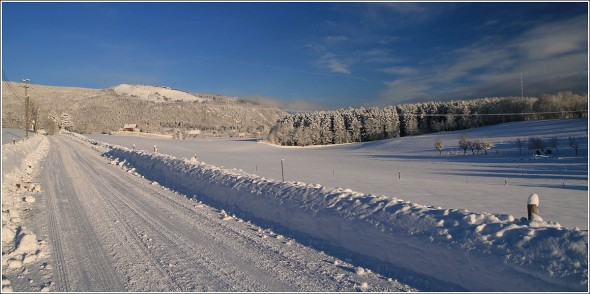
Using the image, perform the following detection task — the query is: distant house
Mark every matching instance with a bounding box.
[123,124,138,132]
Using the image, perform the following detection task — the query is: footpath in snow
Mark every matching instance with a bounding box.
[65,131,588,292]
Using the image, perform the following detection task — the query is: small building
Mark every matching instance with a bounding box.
[123,124,138,132]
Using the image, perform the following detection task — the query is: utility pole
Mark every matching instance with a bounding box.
[520,72,524,99]
[23,79,30,138]
[280,159,285,181]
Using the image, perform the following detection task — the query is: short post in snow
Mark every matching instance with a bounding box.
[527,193,540,220]
[398,171,401,180]
[12,138,16,145]
[505,179,508,186]
[153,145,158,153]
[280,159,285,181]
[132,144,136,151]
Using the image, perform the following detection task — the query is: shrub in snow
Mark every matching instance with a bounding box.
[357,282,369,291]
[355,266,366,275]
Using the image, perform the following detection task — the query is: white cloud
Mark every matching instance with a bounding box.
[318,54,351,75]
[379,66,419,76]
[516,15,587,60]
[377,16,588,105]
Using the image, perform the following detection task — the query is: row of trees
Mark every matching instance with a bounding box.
[434,136,495,155]
[268,92,587,146]
[515,136,581,156]
[457,136,495,155]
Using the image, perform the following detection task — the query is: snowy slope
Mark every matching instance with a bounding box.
[112,84,209,103]
[89,118,588,230]
[71,125,588,291]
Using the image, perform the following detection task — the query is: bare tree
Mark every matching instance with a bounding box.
[476,138,495,155]
[458,135,471,155]
[528,137,545,152]
[548,137,559,153]
[60,113,74,131]
[435,138,444,155]
[514,137,525,154]
[48,111,59,135]
[568,136,579,156]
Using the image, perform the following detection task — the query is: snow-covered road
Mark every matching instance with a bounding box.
[30,135,413,292]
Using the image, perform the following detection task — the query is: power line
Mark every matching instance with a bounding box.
[396,110,587,117]
[2,70,23,99]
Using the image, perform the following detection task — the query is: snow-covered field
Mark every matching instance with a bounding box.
[2,128,26,145]
[2,118,587,292]
[81,118,587,291]
[89,118,589,230]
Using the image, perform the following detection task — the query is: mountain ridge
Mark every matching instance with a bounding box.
[1,82,287,137]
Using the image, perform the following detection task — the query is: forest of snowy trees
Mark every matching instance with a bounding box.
[267,92,588,146]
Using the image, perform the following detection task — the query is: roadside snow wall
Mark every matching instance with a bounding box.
[102,144,587,292]
[2,135,46,177]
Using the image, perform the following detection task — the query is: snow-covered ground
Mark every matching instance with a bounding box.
[2,129,26,145]
[81,118,588,292]
[112,84,209,103]
[89,118,589,230]
[2,133,51,292]
[3,119,587,291]
[3,133,415,292]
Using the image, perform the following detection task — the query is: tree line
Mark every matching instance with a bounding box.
[268,92,587,146]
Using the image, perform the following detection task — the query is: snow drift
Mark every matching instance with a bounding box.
[67,132,587,291]
[2,135,46,177]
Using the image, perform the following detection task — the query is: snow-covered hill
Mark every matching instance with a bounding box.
[112,84,211,103]
[1,82,287,135]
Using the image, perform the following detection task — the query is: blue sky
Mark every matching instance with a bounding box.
[2,1,588,110]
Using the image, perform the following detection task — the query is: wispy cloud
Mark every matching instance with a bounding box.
[515,15,587,60]
[366,2,455,27]
[243,95,326,112]
[376,15,588,105]
[317,54,351,75]
[379,66,419,76]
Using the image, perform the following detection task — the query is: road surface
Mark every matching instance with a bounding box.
[30,135,411,292]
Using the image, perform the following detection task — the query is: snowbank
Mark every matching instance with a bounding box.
[2,135,46,177]
[94,141,587,292]
[2,134,51,291]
